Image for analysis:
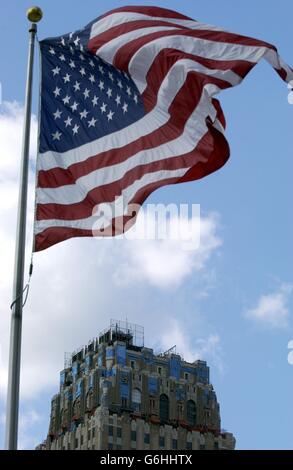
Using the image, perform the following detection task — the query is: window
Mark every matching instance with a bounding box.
[158,367,162,375]
[159,436,165,448]
[92,428,95,437]
[178,403,184,419]
[159,394,169,423]
[131,360,135,369]
[73,398,81,417]
[117,427,122,438]
[186,442,192,450]
[144,433,150,444]
[86,391,92,410]
[92,444,95,450]
[172,439,177,450]
[75,438,78,449]
[205,410,211,423]
[122,397,128,408]
[81,435,83,446]
[150,398,156,413]
[139,374,142,382]
[187,400,197,427]
[185,373,189,381]
[132,388,142,412]
[108,443,113,450]
[108,425,113,436]
[131,430,136,441]
[88,430,91,441]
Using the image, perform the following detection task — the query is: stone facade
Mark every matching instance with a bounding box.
[39,321,235,450]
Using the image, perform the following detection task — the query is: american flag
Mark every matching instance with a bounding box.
[34,5,292,251]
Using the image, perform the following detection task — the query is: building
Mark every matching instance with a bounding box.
[39,320,235,450]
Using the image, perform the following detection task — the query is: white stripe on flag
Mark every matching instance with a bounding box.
[34,167,188,234]
[89,12,225,40]
[36,83,219,205]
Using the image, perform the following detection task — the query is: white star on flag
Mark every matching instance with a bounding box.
[72,124,80,134]
[92,96,99,106]
[80,109,89,119]
[53,109,62,120]
[64,116,72,127]
[63,73,71,83]
[62,95,71,105]
[70,101,79,112]
[73,81,80,91]
[52,66,61,76]
[107,110,114,121]
[100,103,107,113]
[52,130,62,141]
[53,86,61,98]
[88,117,97,128]
[74,36,80,46]
[83,88,90,99]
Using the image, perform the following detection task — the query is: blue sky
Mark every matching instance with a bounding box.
[0,0,292,450]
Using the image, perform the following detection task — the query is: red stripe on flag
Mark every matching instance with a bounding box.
[88,20,189,55]
[141,49,254,112]
[36,94,229,222]
[112,29,277,72]
[98,6,194,22]
[38,72,230,189]
[34,122,229,252]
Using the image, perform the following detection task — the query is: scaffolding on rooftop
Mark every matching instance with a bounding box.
[99,319,144,348]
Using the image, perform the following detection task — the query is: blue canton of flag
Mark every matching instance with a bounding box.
[39,36,144,153]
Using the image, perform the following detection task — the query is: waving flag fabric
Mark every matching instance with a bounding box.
[34,5,292,251]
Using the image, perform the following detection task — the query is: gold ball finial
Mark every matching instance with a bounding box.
[27,6,43,23]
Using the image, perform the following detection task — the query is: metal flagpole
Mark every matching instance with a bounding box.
[5,7,43,450]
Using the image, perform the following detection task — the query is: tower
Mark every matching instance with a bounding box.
[38,320,235,450]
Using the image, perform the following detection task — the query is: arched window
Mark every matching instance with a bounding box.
[132,388,142,412]
[86,391,92,410]
[187,400,196,427]
[178,402,184,420]
[73,398,80,419]
[159,394,169,423]
[60,409,65,428]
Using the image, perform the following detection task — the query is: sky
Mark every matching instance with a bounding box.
[0,0,292,450]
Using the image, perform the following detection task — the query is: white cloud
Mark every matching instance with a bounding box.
[0,101,37,182]
[159,319,225,375]
[19,409,42,430]
[113,211,221,288]
[18,409,45,450]
[0,101,223,424]
[0,408,45,449]
[245,284,293,328]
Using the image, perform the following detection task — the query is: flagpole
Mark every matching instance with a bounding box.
[5,7,43,450]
